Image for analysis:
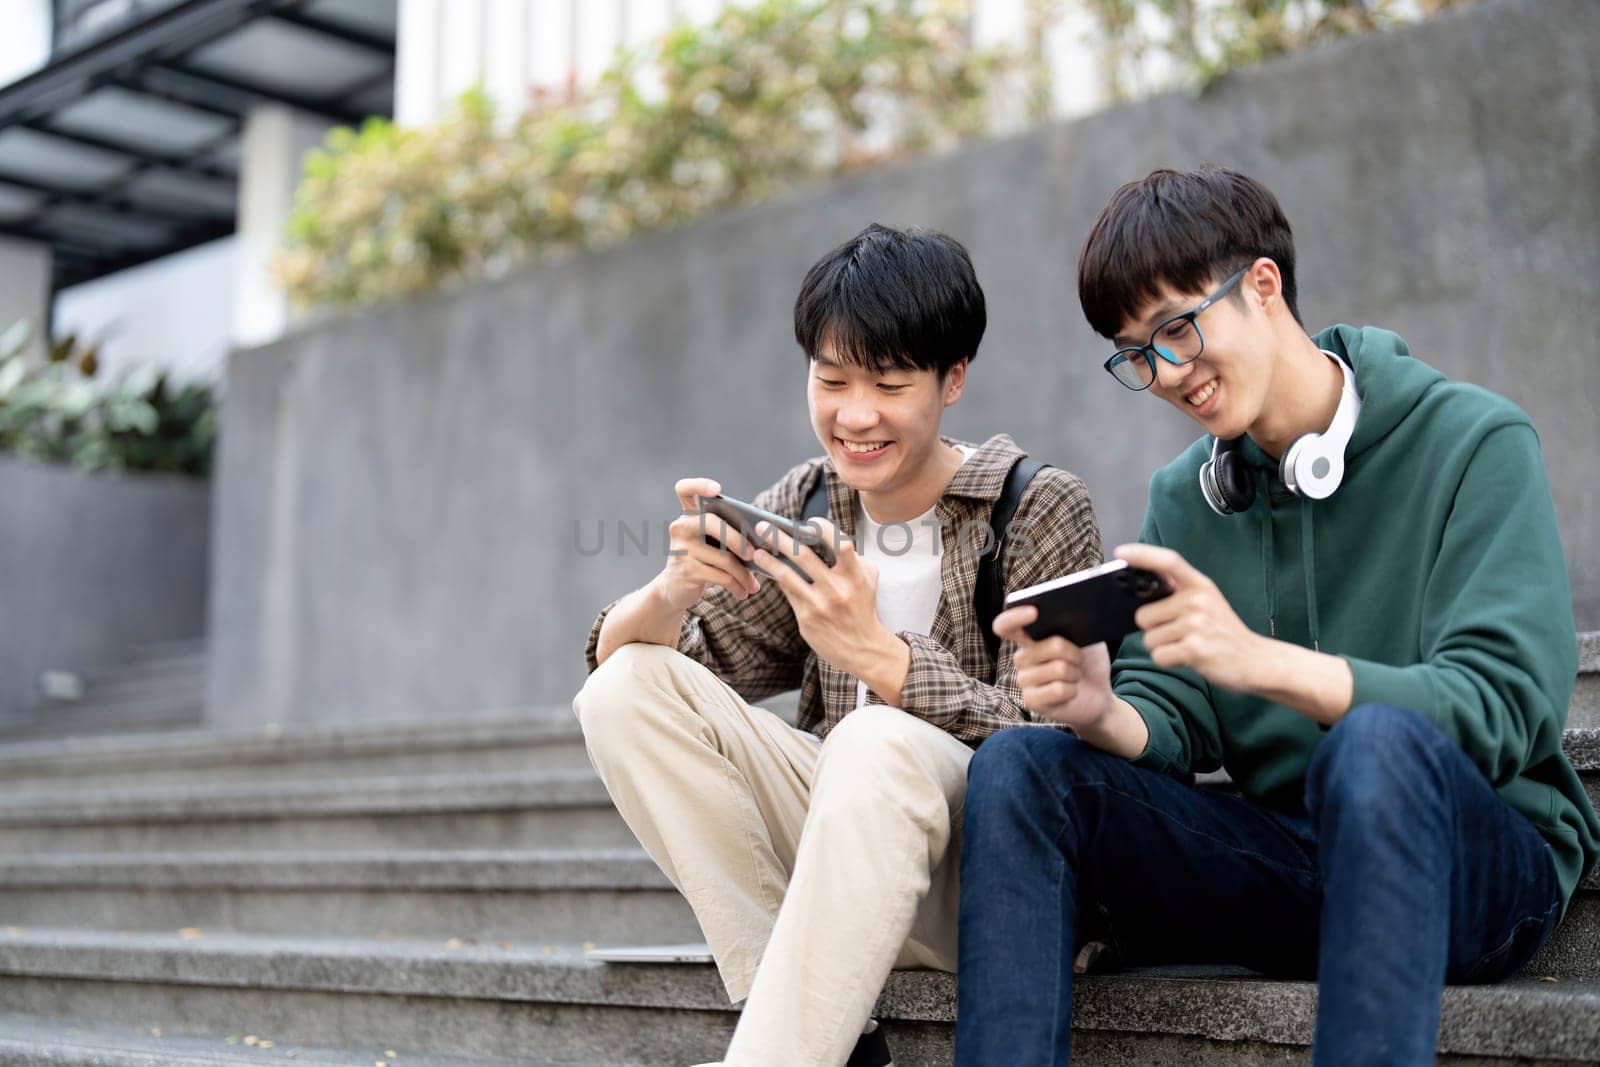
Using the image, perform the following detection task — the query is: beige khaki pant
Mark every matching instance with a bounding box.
[572,643,972,1066]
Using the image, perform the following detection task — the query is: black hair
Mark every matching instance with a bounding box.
[1077,165,1301,340]
[793,223,985,376]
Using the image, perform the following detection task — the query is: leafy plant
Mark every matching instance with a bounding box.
[276,0,1006,308]
[0,320,216,478]
[278,0,1482,309]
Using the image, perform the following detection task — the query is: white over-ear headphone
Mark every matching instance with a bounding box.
[1199,350,1360,515]
[1279,350,1360,500]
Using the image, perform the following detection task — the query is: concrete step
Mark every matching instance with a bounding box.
[0,849,699,945]
[1530,887,1600,981]
[0,929,1595,1065]
[41,670,208,711]
[50,653,208,698]
[1566,728,1599,816]
[0,1013,535,1067]
[5,700,204,742]
[82,642,207,679]
[0,709,590,792]
[0,771,633,854]
[1573,633,1600,728]
[0,841,1591,979]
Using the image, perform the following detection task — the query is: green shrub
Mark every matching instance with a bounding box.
[279,0,1479,309]
[0,321,217,478]
[276,0,1006,308]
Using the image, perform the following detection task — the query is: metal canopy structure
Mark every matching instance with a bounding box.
[0,0,396,292]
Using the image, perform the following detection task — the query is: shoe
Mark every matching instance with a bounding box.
[847,1022,894,1067]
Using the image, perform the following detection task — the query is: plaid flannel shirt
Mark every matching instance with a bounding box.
[584,433,1102,746]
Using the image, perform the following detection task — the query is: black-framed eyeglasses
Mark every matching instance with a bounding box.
[1102,266,1249,391]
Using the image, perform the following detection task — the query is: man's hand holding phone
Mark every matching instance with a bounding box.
[1115,543,1353,721]
[749,516,911,701]
[1116,543,1262,693]
[654,478,763,612]
[992,606,1116,731]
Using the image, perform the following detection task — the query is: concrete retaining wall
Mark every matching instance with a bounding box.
[209,0,1600,727]
[0,457,209,726]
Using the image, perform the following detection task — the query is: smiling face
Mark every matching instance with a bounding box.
[806,348,966,511]
[1113,261,1280,443]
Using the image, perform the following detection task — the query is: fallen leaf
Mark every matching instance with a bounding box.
[540,945,554,955]
[1539,975,1560,983]
[225,1035,240,1045]
[498,941,510,950]
[4,927,21,936]
[375,1061,389,1067]
[178,928,204,940]
[259,1040,275,1049]
[444,938,462,951]
[150,1028,163,1038]
[244,1035,259,1046]
[385,1053,397,1059]
[582,941,596,952]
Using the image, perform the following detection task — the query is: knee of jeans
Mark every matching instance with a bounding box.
[572,642,687,748]
[1306,702,1448,810]
[968,727,1090,804]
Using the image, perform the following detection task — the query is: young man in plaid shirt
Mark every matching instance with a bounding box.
[574,223,1100,1066]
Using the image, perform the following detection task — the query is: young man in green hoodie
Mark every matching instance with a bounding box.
[953,166,1600,1065]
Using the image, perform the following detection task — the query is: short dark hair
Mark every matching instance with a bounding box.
[793,223,985,376]
[1077,166,1301,340]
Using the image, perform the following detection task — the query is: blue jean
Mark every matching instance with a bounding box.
[953,704,1562,1067]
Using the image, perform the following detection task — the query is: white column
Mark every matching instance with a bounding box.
[436,0,490,109]
[0,236,51,362]
[396,0,445,127]
[232,105,333,348]
[574,0,622,86]
[484,0,533,116]
[528,0,576,102]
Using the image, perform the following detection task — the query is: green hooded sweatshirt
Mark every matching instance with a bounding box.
[1113,324,1600,914]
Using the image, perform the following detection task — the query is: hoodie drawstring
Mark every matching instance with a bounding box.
[1259,468,1278,639]
[1302,501,1321,652]
[1258,468,1321,651]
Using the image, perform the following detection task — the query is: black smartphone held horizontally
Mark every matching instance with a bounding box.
[1004,559,1172,648]
[696,494,839,583]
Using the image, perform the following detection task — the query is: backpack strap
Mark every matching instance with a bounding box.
[802,467,830,521]
[976,457,1046,666]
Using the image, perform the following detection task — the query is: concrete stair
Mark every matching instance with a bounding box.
[0,642,1594,1064]
[5,642,208,743]
[0,710,592,793]
[0,850,700,944]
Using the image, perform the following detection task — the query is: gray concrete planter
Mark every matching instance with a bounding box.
[0,456,209,728]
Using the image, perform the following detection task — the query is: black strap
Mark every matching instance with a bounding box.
[976,457,1045,665]
[801,457,1046,665]
[802,468,829,520]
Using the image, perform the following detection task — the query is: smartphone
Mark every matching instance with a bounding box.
[696,494,838,583]
[1004,559,1171,648]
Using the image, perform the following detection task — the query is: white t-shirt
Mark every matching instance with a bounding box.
[854,446,975,708]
